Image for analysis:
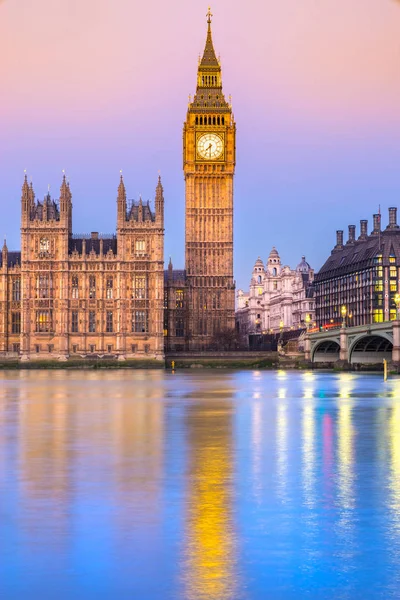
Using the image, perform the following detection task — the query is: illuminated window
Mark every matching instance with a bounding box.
[36,310,52,332]
[389,256,396,264]
[40,237,49,252]
[390,266,397,279]
[373,309,383,323]
[176,289,184,308]
[390,282,397,292]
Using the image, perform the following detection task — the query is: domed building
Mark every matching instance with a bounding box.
[236,248,315,341]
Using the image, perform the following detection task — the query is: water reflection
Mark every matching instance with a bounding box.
[182,397,237,600]
[2,370,400,599]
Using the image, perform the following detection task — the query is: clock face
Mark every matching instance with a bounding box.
[197,133,224,160]
[40,237,49,252]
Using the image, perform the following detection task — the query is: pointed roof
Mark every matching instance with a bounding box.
[117,172,126,201]
[199,8,219,69]
[189,9,230,112]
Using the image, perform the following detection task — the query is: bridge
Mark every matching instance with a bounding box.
[305,321,400,365]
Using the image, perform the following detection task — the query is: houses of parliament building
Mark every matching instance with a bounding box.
[0,11,236,360]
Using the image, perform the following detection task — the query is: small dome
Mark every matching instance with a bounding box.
[296,255,311,273]
[253,256,265,272]
[267,247,281,264]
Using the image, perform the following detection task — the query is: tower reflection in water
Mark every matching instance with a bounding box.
[182,384,238,600]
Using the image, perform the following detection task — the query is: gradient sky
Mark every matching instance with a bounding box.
[1,0,399,289]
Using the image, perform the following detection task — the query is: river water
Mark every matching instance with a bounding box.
[1,370,400,599]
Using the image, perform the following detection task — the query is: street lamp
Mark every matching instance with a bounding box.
[395,293,400,319]
[341,305,347,327]
[305,313,311,331]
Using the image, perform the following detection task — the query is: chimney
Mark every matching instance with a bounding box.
[335,230,343,249]
[359,219,368,240]
[372,214,381,235]
[388,207,399,230]
[347,225,356,244]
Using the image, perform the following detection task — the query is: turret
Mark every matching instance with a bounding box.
[59,173,72,232]
[155,175,164,226]
[117,172,127,227]
[138,197,143,222]
[2,239,8,270]
[21,173,30,225]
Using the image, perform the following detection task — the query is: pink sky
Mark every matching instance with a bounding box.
[1,0,399,288]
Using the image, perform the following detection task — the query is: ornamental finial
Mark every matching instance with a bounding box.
[207,6,212,25]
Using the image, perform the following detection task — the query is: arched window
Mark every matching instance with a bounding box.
[217,117,220,125]
[272,268,277,276]
[200,116,203,125]
[222,117,225,125]
[257,275,262,283]
[195,116,198,125]
[213,116,216,125]
[208,116,211,125]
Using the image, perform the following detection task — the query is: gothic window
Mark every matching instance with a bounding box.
[213,116,216,125]
[12,279,21,301]
[176,317,184,337]
[106,277,113,299]
[272,268,277,277]
[36,274,51,299]
[135,240,146,256]
[175,289,184,308]
[72,275,79,299]
[217,117,220,125]
[71,311,79,333]
[200,117,203,125]
[106,311,113,333]
[11,312,21,334]
[89,311,96,333]
[195,116,199,125]
[222,117,225,125]
[208,116,211,125]
[132,310,148,333]
[258,275,262,283]
[273,281,278,290]
[89,275,96,299]
[36,310,52,333]
[133,275,146,299]
[164,290,168,309]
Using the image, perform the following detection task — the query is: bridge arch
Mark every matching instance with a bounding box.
[349,334,393,364]
[312,339,340,363]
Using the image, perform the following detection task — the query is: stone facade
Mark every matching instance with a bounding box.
[236,248,315,338]
[0,174,164,360]
[165,11,236,352]
[315,208,400,328]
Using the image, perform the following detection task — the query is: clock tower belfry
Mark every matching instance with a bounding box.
[183,9,236,349]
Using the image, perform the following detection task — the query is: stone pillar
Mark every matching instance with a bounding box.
[304,334,311,361]
[392,320,400,363]
[340,327,348,361]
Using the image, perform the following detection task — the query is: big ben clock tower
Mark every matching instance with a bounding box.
[183,9,236,349]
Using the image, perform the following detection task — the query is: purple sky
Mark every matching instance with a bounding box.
[1,0,399,289]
